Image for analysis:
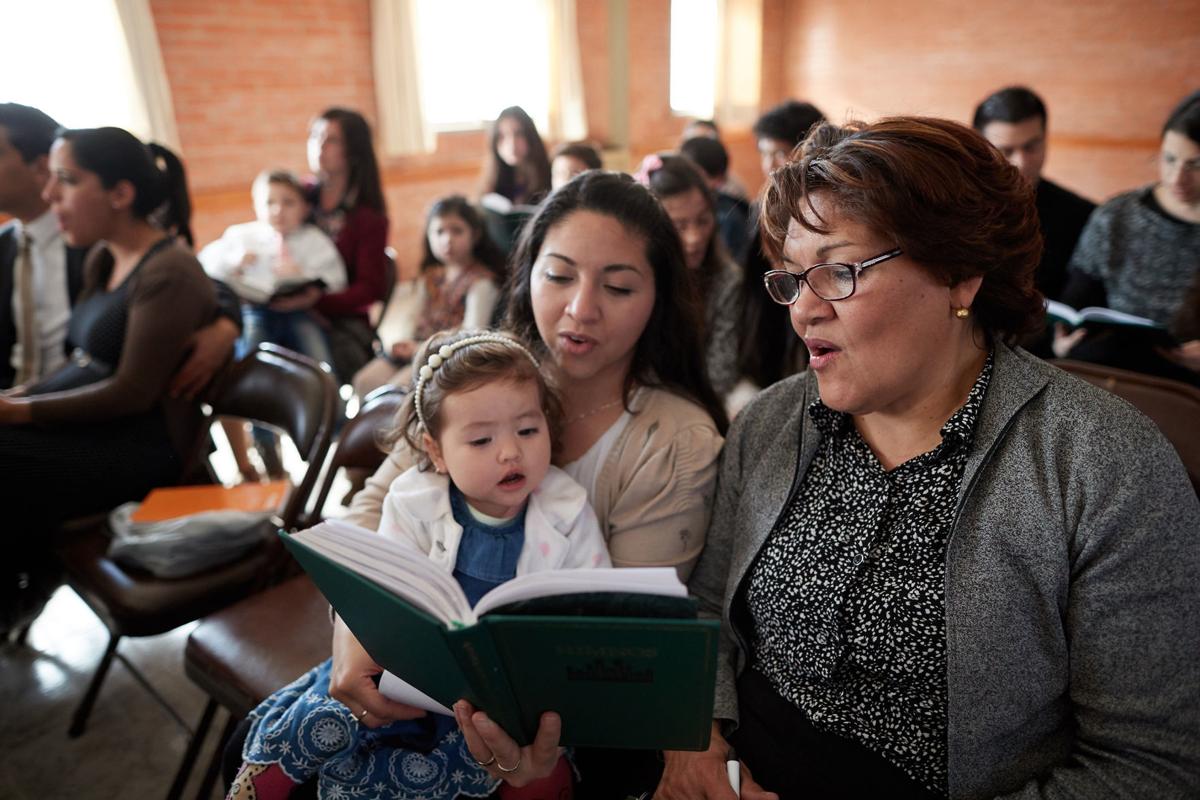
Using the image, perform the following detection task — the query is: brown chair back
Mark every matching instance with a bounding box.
[307,386,406,519]
[1054,359,1200,492]
[205,343,339,529]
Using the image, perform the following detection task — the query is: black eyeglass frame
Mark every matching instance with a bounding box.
[762,248,904,304]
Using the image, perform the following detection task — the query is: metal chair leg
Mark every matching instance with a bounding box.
[165,698,218,800]
[68,632,120,737]
[195,712,238,800]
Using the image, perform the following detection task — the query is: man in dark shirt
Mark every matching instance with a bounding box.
[973,86,1095,302]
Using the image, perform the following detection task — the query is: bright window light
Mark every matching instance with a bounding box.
[414,0,551,131]
[0,1,146,135]
[670,0,719,118]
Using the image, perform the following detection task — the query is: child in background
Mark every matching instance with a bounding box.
[199,169,346,480]
[228,330,605,800]
[550,141,602,191]
[352,196,505,399]
[199,169,346,362]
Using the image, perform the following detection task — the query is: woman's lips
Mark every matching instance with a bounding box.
[558,331,596,356]
[804,338,841,370]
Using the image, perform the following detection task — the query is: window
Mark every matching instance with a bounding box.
[669,0,720,119]
[413,0,552,131]
[1,1,149,136]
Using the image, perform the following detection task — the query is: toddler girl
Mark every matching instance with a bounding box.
[352,196,505,399]
[228,329,607,800]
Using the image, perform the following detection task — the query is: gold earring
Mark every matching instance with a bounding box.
[955,307,970,319]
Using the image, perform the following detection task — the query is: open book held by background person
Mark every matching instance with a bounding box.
[283,520,720,751]
[1046,299,1178,348]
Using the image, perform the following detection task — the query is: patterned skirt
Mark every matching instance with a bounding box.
[241,658,500,799]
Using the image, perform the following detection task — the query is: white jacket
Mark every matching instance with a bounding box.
[378,465,611,576]
[198,221,346,304]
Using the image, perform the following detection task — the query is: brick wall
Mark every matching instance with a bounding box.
[780,0,1200,202]
[150,0,1198,272]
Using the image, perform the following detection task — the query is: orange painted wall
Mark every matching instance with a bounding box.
[779,0,1200,203]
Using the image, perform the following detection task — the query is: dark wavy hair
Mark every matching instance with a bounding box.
[480,106,551,204]
[420,195,507,279]
[760,116,1044,342]
[0,103,60,162]
[1163,89,1200,144]
[55,127,194,247]
[316,107,386,214]
[972,86,1048,131]
[641,153,728,310]
[503,170,728,433]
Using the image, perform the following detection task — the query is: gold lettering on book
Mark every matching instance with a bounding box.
[565,658,654,683]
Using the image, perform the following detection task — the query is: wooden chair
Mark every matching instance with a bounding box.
[1054,359,1200,492]
[167,387,404,800]
[54,344,337,739]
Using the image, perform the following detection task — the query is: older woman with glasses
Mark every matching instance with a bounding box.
[656,117,1200,799]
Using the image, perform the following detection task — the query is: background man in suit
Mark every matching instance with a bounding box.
[0,102,241,396]
[973,86,1096,302]
[0,103,87,389]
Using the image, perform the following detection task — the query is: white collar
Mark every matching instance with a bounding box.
[21,208,61,247]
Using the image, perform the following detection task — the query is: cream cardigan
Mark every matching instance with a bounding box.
[347,386,724,579]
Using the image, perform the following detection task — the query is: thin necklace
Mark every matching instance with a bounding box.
[566,397,623,425]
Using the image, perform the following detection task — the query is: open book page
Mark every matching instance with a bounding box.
[293,523,689,627]
[473,568,686,617]
[1046,299,1162,329]
[378,672,454,716]
[293,520,472,625]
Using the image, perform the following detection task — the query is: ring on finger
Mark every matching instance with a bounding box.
[496,755,522,774]
[473,753,497,767]
[357,708,369,723]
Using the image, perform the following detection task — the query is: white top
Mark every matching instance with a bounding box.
[9,209,70,380]
[378,464,611,575]
[562,408,634,500]
[198,221,346,304]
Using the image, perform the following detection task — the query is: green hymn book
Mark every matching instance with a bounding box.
[281,521,720,751]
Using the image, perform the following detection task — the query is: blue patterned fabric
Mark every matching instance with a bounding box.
[243,661,499,799]
[241,483,531,798]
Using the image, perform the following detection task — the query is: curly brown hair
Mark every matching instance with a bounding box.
[385,329,564,472]
[760,116,1045,342]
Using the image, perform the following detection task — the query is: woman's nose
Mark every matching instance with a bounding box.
[566,283,599,321]
[789,281,830,329]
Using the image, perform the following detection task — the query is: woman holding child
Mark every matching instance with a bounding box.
[227,171,727,798]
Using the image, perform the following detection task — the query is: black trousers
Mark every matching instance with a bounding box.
[730,668,943,799]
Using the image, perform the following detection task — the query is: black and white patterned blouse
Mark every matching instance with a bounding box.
[744,353,993,795]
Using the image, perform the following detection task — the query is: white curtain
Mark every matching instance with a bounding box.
[544,0,588,142]
[714,0,762,127]
[113,0,181,150]
[371,0,435,156]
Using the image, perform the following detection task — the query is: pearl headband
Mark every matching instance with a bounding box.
[412,333,541,431]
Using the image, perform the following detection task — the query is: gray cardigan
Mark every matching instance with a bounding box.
[689,343,1200,799]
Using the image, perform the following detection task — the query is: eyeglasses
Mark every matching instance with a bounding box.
[762,248,903,304]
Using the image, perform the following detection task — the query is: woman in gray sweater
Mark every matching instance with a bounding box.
[658,117,1200,799]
